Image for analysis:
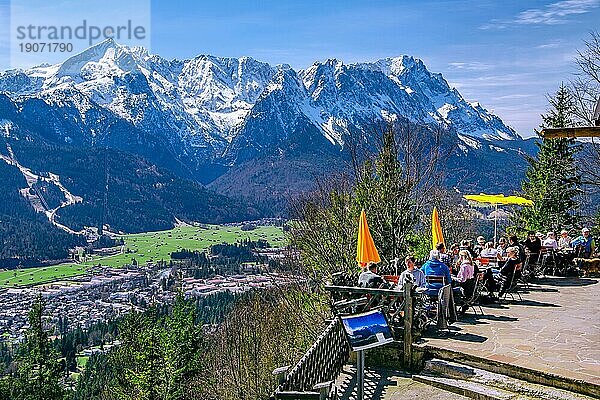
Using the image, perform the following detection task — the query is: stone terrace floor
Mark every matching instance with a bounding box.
[419,276,600,385]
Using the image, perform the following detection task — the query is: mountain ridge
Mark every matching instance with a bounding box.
[0,40,533,211]
[0,40,521,156]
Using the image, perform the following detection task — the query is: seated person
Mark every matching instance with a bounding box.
[473,236,486,256]
[453,250,476,313]
[508,235,526,265]
[558,230,572,249]
[453,250,475,293]
[460,239,476,259]
[571,228,596,259]
[542,231,558,250]
[449,243,461,270]
[498,246,522,297]
[421,250,452,297]
[358,263,385,288]
[480,241,499,259]
[496,237,508,258]
[436,242,452,267]
[399,255,426,288]
[523,231,542,264]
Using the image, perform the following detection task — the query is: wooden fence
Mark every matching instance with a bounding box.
[271,318,350,399]
[271,270,425,399]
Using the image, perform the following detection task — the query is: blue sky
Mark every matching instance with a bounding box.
[1,0,599,137]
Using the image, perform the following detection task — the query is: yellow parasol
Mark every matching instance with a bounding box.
[431,206,445,249]
[356,209,381,267]
[463,193,533,245]
[463,194,533,206]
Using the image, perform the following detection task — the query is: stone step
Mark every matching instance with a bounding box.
[416,358,596,400]
[420,346,600,398]
[412,374,515,400]
[333,365,470,399]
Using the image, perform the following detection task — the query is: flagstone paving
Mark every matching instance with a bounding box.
[335,366,468,399]
[420,276,600,385]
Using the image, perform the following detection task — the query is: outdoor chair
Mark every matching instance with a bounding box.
[518,259,534,288]
[480,256,498,269]
[501,271,523,302]
[382,275,400,286]
[424,275,446,298]
[539,247,558,275]
[425,275,446,285]
[461,274,484,316]
[524,252,543,279]
[437,284,457,330]
[474,257,489,268]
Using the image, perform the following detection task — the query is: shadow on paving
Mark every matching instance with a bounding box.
[336,368,407,400]
[459,314,519,324]
[535,277,599,287]
[520,286,560,293]
[421,327,488,343]
[477,302,510,310]
[514,299,561,308]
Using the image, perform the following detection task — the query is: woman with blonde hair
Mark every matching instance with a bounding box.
[454,249,476,313]
[454,250,474,282]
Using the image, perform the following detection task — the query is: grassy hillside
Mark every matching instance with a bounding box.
[0,225,285,288]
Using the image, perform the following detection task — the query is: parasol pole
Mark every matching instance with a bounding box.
[494,203,498,247]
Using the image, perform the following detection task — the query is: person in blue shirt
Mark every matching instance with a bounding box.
[421,250,452,296]
[399,255,426,288]
[571,228,596,259]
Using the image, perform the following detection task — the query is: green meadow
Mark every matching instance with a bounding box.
[0,225,285,288]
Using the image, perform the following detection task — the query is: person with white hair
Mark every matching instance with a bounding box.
[480,242,499,258]
[558,230,572,249]
[542,232,558,250]
[421,249,452,296]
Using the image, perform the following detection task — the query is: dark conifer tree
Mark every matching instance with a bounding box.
[518,84,582,232]
[14,294,68,400]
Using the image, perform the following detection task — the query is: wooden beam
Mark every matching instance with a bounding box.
[540,127,600,139]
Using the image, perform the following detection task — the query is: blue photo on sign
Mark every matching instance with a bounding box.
[340,310,393,351]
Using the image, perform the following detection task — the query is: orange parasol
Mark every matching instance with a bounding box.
[431,206,445,250]
[356,209,381,267]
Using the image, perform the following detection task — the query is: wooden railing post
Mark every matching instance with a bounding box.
[403,279,413,370]
[272,365,290,386]
[313,381,332,400]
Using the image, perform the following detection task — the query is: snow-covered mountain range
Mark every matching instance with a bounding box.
[0,39,532,201]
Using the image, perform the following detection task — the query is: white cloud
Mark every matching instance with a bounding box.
[515,0,599,24]
[536,40,563,49]
[480,0,599,29]
[492,94,536,101]
[447,62,492,71]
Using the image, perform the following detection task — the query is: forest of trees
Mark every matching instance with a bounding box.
[0,135,266,264]
[6,139,262,233]
[0,286,327,400]
[517,32,600,234]
[0,160,86,263]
